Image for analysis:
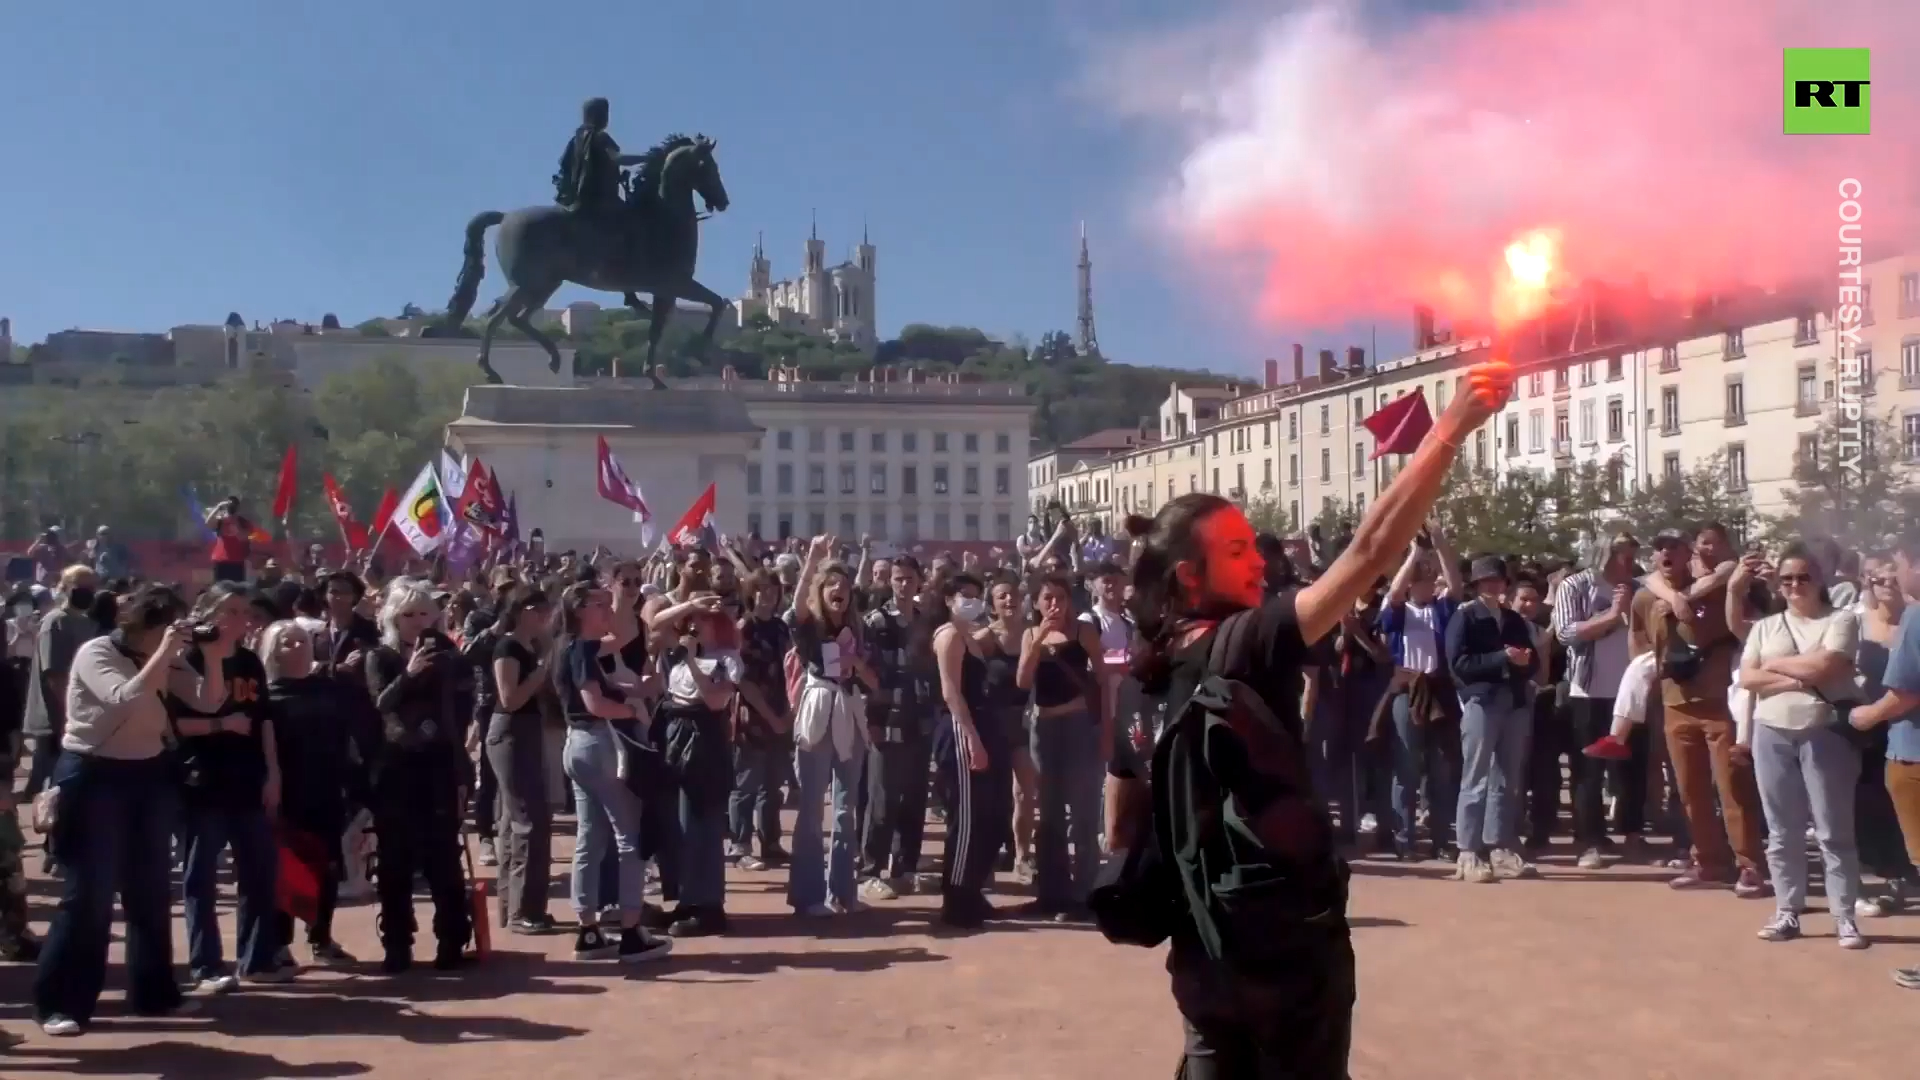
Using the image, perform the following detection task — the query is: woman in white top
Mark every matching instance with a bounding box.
[1730,545,1866,948]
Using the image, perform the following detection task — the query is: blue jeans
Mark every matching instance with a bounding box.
[182,802,280,978]
[1032,708,1103,908]
[33,753,181,1025]
[563,723,644,919]
[680,788,728,909]
[1387,694,1460,850]
[1753,723,1862,918]
[1456,693,1533,854]
[729,741,788,852]
[787,740,862,910]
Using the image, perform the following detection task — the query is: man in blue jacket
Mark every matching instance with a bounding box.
[1446,555,1541,883]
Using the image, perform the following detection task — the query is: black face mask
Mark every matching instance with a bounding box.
[68,587,97,611]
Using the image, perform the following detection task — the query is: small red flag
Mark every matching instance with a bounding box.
[666,484,717,548]
[270,445,299,520]
[1361,388,1434,460]
[322,472,370,552]
[367,486,400,548]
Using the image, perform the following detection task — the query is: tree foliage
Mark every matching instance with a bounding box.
[0,356,469,544]
[1765,407,1919,550]
[1428,456,1756,565]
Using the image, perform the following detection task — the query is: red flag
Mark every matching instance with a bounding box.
[458,460,506,536]
[322,472,370,552]
[666,484,717,548]
[595,435,651,520]
[1361,388,1434,460]
[271,445,299,520]
[366,486,400,549]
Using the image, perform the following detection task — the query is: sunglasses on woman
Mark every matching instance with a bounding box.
[1776,573,1814,585]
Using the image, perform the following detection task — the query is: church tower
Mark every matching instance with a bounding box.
[855,224,877,342]
[748,232,771,300]
[802,210,829,319]
[1076,221,1101,357]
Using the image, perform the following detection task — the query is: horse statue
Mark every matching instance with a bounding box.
[429,133,731,384]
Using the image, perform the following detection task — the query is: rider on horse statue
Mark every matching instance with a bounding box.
[553,97,646,261]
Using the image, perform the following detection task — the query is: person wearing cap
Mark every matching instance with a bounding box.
[1444,555,1541,882]
[1371,523,1466,861]
[1556,532,1645,868]
[1631,524,1769,895]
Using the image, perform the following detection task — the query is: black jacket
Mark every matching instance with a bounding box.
[1444,599,1539,706]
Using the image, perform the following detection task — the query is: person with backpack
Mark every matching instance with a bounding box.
[1092,359,1509,1078]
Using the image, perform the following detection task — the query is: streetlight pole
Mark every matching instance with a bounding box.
[47,431,102,535]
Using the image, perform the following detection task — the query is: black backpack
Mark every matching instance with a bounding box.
[1093,611,1347,971]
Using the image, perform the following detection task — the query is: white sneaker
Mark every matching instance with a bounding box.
[41,1014,82,1037]
[827,897,870,914]
[191,974,239,995]
[1489,849,1538,880]
[1576,847,1606,870]
[478,839,498,867]
[858,878,898,901]
[1358,813,1379,834]
[1836,918,1871,951]
[1855,895,1897,919]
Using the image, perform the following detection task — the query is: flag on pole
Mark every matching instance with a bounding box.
[501,492,521,549]
[393,463,451,555]
[1360,388,1434,459]
[440,450,471,504]
[182,488,217,543]
[367,486,400,545]
[456,460,505,535]
[321,472,370,551]
[665,484,717,549]
[595,435,655,543]
[271,445,299,521]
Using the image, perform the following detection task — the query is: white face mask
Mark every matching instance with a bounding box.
[951,597,987,624]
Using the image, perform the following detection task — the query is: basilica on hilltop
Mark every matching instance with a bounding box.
[737,219,877,349]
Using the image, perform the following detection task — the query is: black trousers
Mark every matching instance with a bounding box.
[371,750,469,953]
[1856,730,1917,880]
[862,723,933,881]
[484,713,551,923]
[933,712,1011,896]
[272,874,339,949]
[1525,689,1572,844]
[1171,937,1356,1080]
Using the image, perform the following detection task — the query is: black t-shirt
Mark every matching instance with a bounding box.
[167,646,272,810]
[491,636,544,718]
[555,637,624,727]
[1110,593,1310,781]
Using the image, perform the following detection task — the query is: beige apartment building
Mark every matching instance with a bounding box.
[1029,253,1920,539]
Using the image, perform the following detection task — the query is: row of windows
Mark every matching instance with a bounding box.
[747,462,1012,497]
[745,509,1014,543]
[771,429,1012,456]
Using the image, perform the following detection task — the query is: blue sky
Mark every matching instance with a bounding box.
[0,0,1445,377]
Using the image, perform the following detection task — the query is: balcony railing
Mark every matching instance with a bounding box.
[1795,399,1820,417]
[1724,411,1747,427]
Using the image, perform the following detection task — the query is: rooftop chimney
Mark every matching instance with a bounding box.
[1413,305,1435,350]
[1317,349,1336,379]
[1346,346,1365,372]
[1291,343,1305,384]
[1264,357,1279,389]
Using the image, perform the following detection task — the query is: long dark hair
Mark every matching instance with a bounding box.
[1124,493,1235,696]
[495,584,549,637]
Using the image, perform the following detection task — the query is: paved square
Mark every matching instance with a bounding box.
[4,829,1912,1079]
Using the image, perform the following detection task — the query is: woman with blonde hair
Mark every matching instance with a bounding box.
[362,581,470,972]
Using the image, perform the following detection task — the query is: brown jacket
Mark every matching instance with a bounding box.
[1630,579,1737,708]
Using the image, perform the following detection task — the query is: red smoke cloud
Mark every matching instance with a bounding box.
[1094,0,1918,331]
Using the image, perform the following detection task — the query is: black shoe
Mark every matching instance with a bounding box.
[433,946,471,971]
[667,909,726,938]
[760,844,790,866]
[1010,899,1060,919]
[1,937,43,963]
[940,890,991,929]
[507,915,558,935]
[380,948,412,974]
[1435,843,1461,864]
[639,903,677,931]
[619,925,674,963]
[573,925,618,960]
[1052,906,1092,925]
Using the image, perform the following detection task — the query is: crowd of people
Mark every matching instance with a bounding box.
[2,380,1917,1072]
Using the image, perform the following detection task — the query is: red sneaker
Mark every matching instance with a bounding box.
[1582,735,1632,761]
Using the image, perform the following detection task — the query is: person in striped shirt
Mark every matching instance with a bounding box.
[1554,532,1643,869]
